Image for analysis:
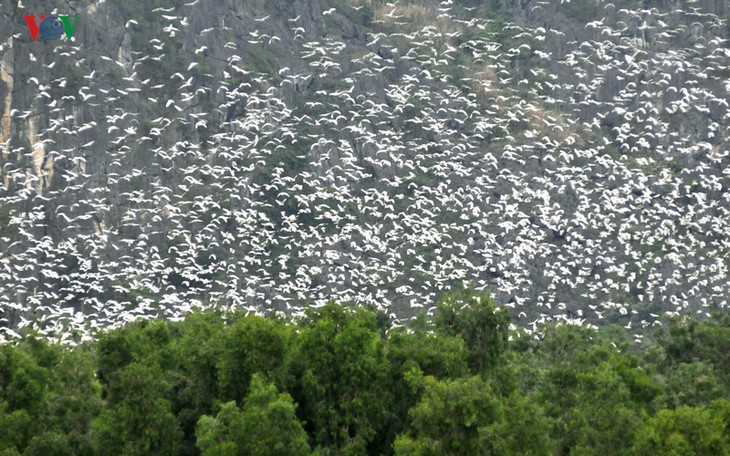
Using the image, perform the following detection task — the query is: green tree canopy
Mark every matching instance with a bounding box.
[393,373,504,456]
[630,402,730,456]
[217,315,292,404]
[433,289,510,375]
[292,303,391,455]
[90,362,183,456]
[196,373,310,456]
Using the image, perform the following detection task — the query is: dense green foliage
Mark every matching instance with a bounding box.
[0,290,728,455]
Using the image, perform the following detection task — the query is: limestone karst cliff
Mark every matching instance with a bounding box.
[0,0,728,341]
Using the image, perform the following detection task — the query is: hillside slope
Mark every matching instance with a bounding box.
[0,0,729,341]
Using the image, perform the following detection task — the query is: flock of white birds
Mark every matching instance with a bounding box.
[0,0,728,343]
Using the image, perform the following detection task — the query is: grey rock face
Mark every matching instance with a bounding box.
[0,0,728,342]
